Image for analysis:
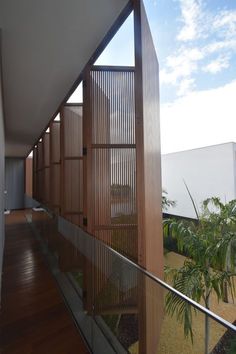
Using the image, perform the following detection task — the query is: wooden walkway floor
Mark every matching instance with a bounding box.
[0,210,89,354]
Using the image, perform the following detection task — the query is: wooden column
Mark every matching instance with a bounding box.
[32,147,37,200]
[37,140,44,203]
[83,68,93,234]
[43,132,50,207]
[60,108,65,218]
[134,0,164,352]
[49,120,61,214]
[25,157,33,197]
[82,69,94,313]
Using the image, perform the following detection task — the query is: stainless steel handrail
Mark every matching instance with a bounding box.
[104,244,236,333]
[37,208,236,333]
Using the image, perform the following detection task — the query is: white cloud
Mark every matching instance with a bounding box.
[203,55,230,74]
[177,78,195,96]
[204,39,236,54]
[160,80,236,153]
[160,48,203,85]
[213,10,236,39]
[177,0,202,41]
[160,1,236,97]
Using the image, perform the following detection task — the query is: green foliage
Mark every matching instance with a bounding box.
[72,271,83,288]
[227,336,236,354]
[163,197,236,343]
[102,314,120,334]
[162,189,176,211]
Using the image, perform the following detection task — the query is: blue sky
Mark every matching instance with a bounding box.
[68,0,236,154]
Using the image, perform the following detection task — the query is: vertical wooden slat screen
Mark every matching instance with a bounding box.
[25,157,33,197]
[42,132,50,206]
[37,141,44,203]
[49,120,61,214]
[83,67,138,317]
[31,3,164,350]
[61,104,83,226]
[93,240,138,317]
[33,146,38,201]
[85,67,138,262]
[134,0,163,278]
[134,1,164,352]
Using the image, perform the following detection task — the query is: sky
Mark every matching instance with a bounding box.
[68,0,236,154]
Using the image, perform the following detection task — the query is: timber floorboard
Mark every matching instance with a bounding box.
[0,210,89,354]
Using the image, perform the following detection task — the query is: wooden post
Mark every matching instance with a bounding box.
[83,68,93,234]
[82,68,95,313]
[60,108,65,218]
[25,157,33,198]
[133,0,164,352]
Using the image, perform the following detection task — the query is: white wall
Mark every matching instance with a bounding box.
[0,34,5,299]
[162,143,236,218]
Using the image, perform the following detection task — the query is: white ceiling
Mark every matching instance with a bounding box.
[0,0,130,157]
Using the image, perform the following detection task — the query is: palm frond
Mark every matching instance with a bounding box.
[183,180,199,220]
[165,261,204,341]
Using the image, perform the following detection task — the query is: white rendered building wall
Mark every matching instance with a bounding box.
[161,143,236,218]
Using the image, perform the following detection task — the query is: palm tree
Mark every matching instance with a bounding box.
[163,197,236,354]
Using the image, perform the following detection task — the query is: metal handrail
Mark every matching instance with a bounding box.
[104,243,236,333]
[39,207,236,333]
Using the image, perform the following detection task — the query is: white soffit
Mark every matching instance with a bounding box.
[0,0,130,157]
